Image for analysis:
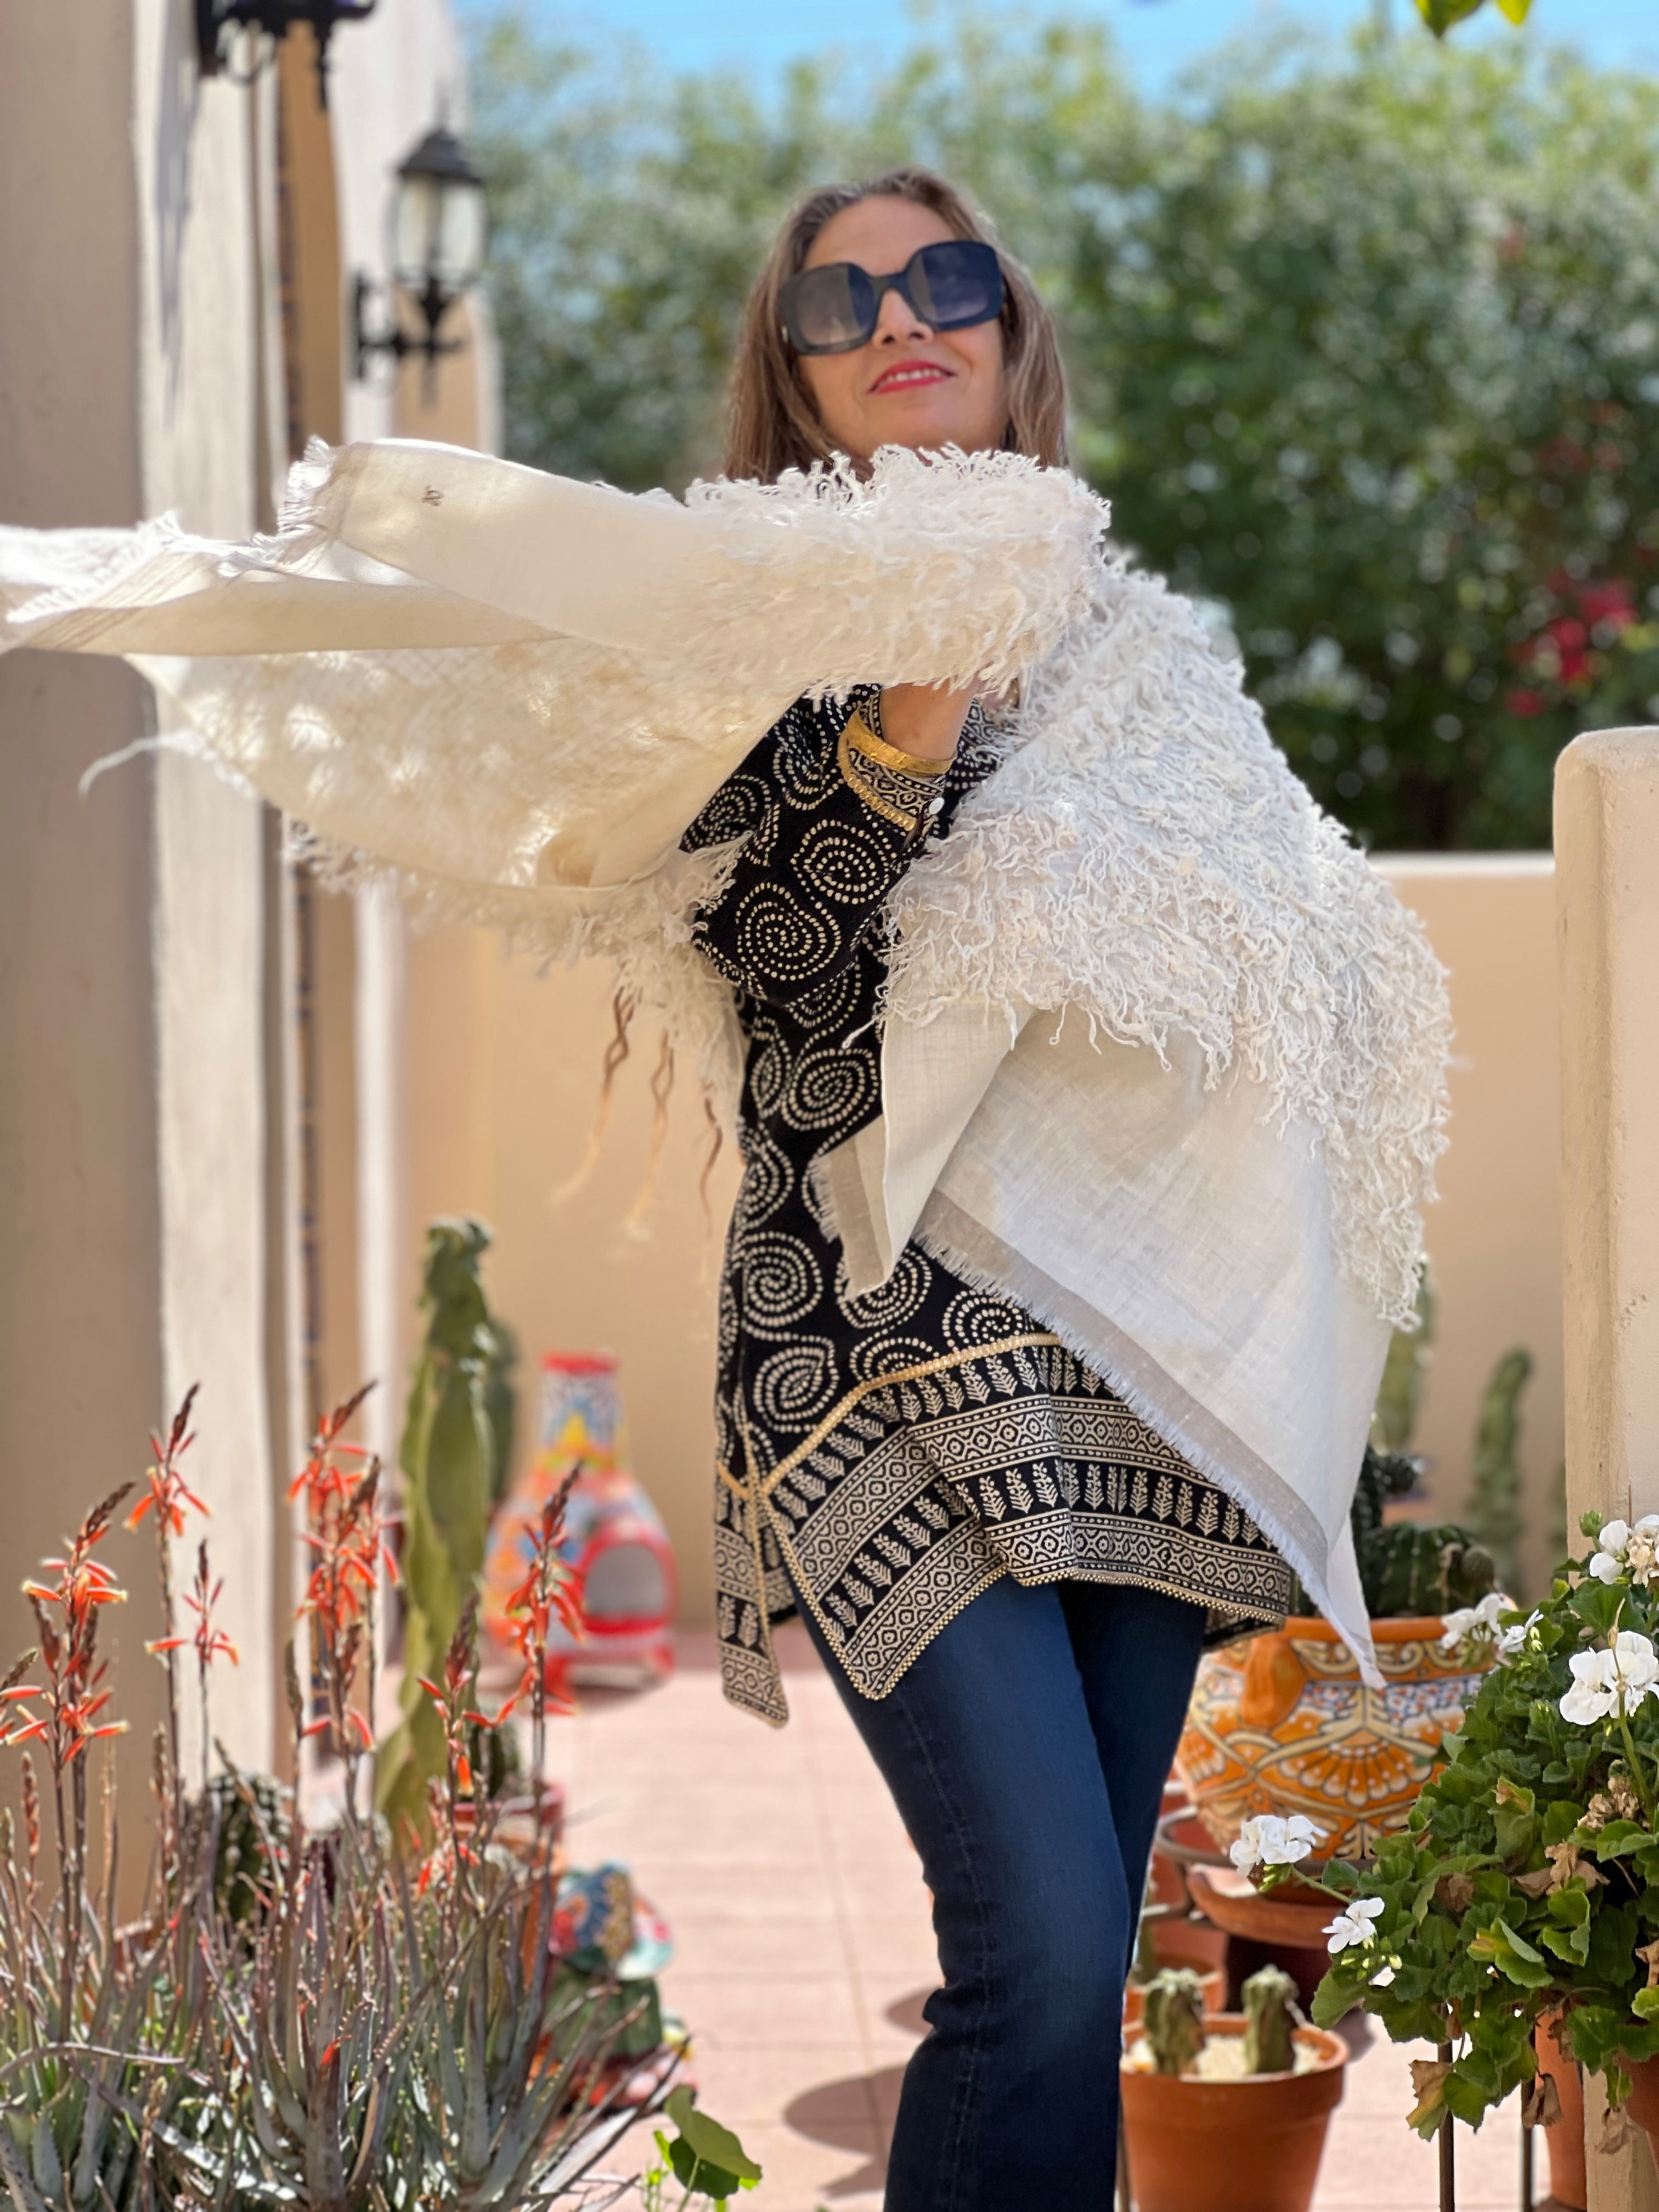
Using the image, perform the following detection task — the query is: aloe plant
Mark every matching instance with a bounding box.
[0,1390,701,2211]
[377,1220,509,1836]
[1241,1965,1300,2075]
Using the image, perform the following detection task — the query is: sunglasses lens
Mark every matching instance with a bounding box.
[910,240,1005,330]
[785,262,877,353]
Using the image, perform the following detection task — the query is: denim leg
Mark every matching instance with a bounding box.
[1060,1577,1210,1983]
[791,1573,1206,2212]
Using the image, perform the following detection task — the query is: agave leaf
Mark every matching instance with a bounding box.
[28,2112,64,2208]
[302,2041,347,2212]
[434,2001,465,2157]
[0,2118,52,2212]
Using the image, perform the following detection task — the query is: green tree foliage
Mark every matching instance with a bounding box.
[474,17,1659,850]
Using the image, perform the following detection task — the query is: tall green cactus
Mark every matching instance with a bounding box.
[1372,1266,1435,1454]
[1242,1966,1300,2075]
[1142,1970,1206,2076]
[1465,1347,1532,1598]
[376,1219,510,1837]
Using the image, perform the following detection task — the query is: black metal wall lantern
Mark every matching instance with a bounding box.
[196,0,377,105]
[352,127,487,393]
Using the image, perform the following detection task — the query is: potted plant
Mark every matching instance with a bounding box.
[0,1389,760,2210]
[1124,1903,1227,2026]
[1177,1444,1504,1859]
[1120,1965,1348,2212]
[1229,1509,1659,2199]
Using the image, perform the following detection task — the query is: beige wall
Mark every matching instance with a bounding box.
[0,0,277,1815]
[402,857,1566,1632]
[1378,857,1564,1598]
[405,938,741,1629]
[137,0,280,1780]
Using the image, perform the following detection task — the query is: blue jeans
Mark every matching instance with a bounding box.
[793,1573,1206,2212]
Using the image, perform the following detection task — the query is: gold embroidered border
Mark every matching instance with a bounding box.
[755,1333,1062,1499]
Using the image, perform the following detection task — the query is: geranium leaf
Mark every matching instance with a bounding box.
[1472,1918,1555,1988]
[1588,1820,1650,1858]
[1311,1971,1362,2029]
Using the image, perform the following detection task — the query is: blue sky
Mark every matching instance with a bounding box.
[455,0,1659,88]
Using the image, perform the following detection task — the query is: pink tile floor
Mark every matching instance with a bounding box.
[556,1627,1548,2211]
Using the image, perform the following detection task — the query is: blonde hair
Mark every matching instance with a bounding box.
[724,166,1069,484]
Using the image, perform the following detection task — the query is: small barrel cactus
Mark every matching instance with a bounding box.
[1242,1965,1301,2075]
[1142,1968,1206,2075]
[1294,1443,1497,1619]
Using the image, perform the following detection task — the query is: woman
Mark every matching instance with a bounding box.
[681,168,1293,2209]
[0,156,1441,2205]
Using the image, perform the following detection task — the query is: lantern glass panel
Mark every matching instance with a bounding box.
[392,170,485,295]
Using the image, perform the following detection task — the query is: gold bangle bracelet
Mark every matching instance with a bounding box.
[845,707,950,779]
[837,725,933,837]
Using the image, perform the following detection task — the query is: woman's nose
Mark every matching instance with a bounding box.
[873,283,932,343]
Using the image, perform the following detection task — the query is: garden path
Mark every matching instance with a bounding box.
[549,1628,1542,2212]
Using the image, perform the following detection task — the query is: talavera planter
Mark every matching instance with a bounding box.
[1176,1616,1495,1861]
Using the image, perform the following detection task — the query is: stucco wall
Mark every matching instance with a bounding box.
[135,0,278,1778]
[1378,858,1564,1599]
[405,939,741,1631]
[0,0,171,1810]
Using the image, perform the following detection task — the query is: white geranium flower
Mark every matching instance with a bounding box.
[1628,1516,1659,1587]
[1560,1630,1659,1725]
[1370,1962,1398,1988]
[1440,1590,1516,1652]
[1497,1609,1542,1659]
[1229,1813,1324,1873]
[1590,1520,1632,1584]
[1325,1896,1386,1955]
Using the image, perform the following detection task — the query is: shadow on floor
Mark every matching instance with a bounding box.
[780,1985,939,2201]
[781,2069,901,2198]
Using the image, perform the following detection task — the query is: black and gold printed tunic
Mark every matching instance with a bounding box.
[685,687,1292,1725]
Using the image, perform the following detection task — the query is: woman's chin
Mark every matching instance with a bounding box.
[860,405,999,457]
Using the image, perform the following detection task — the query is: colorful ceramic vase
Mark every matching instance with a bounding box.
[483,1352,677,1689]
[1175,1616,1494,1863]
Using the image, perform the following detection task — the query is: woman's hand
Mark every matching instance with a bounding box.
[878,681,976,764]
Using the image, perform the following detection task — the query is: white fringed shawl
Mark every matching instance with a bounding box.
[0,437,1450,1677]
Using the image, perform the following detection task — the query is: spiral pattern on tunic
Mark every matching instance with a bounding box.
[740,1232,824,1338]
[732,885,839,989]
[782,1047,877,1133]
[733,1128,792,1232]
[753,1339,840,1430]
[838,1247,933,1330]
[798,819,893,906]
[941,1288,1036,1348]
[850,1332,940,1383]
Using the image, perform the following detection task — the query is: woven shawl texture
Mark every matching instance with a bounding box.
[0,437,1451,1677]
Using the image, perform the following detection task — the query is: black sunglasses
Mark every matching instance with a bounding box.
[778,239,1006,357]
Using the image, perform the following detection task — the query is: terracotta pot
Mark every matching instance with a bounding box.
[1124,1963,1226,2029]
[1176,1616,1496,1861]
[1146,1907,1228,1978]
[1534,2015,1587,2211]
[1120,2016,1347,2212]
[1618,2050,1659,2183]
[1148,1783,1195,1910]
